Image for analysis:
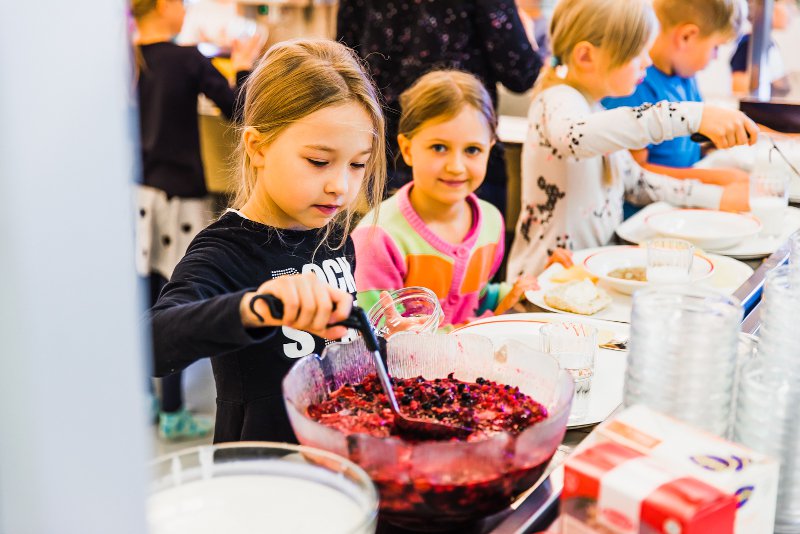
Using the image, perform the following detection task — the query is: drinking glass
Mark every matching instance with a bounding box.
[645,238,694,284]
[625,285,742,437]
[750,168,789,237]
[366,286,442,338]
[539,322,597,424]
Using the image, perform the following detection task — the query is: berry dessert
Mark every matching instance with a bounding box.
[307,372,549,442]
[305,373,555,529]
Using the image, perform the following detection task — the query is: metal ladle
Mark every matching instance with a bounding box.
[249,293,473,440]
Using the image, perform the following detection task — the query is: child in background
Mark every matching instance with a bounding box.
[731,0,794,97]
[602,0,750,185]
[148,39,387,444]
[507,0,758,277]
[131,0,262,440]
[352,71,541,328]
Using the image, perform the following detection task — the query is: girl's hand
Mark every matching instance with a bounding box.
[719,181,750,212]
[230,31,266,72]
[378,291,444,338]
[240,272,353,340]
[698,107,759,150]
[545,247,574,269]
[494,275,540,316]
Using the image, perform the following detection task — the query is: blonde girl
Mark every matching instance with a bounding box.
[149,39,386,444]
[506,0,758,277]
[352,70,539,328]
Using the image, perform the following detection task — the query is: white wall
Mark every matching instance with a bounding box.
[0,2,149,534]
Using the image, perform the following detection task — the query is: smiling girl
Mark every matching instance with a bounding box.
[148,39,386,443]
[352,70,539,327]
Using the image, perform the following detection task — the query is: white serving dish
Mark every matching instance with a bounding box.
[582,245,714,295]
[616,202,800,259]
[644,209,762,250]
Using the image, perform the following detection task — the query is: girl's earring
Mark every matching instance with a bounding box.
[550,56,568,79]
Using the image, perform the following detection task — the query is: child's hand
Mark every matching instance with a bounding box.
[545,247,574,269]
[698,107,759,149]
[494,275,539,316]
[720,180,750,212]
[378,290,444,338]
[241,272,353,340]
[231,31,267,72]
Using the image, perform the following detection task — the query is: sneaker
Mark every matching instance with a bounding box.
[158,409,213,441]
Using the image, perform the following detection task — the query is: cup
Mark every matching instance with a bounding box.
[750,168,789,237]
[366,287,442,338]
[645,238,694,284]
[539,322,597,396]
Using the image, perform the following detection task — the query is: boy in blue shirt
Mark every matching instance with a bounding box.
[603,0,749,192]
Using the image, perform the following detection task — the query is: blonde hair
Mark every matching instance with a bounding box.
[130,0,157,19]
[654,0,742,38]
[232,39,386,249]
[398,70,497,140]
[534,0,657,96]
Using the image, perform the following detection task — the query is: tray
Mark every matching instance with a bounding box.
[524,247,754,323]
[615,202,800,259]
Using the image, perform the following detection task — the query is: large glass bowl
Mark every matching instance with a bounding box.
[282,333,574,531]
[147,442,378,534]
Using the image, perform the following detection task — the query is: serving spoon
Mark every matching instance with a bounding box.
[249,293,473,441]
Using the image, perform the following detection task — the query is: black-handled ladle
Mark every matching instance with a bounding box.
[249,293,473,440]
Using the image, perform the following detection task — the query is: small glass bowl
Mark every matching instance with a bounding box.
[366,286,442,337]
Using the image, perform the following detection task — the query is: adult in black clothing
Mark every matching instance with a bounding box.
[148,39,388,443]
[336,0,543,215]
[131,0,262,440]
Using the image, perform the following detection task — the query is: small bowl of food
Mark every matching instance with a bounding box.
[583,245,714,295]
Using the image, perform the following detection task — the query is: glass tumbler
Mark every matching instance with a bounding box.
[756,265,800,384]
[734,359,800,533]
[540,322,597,424]
[366,286,442,338]
[625,285,743,437]
[750,168,790,237]
[645,238,694,284]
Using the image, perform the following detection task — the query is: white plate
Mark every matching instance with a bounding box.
[645,209,762,250]
[450,313,629,429]
[524,247,753,323]
[616,202,800,259]
[582,245,714,295]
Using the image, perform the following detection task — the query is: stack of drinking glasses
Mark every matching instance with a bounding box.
[624,285,743,437]
[735,264,800,533]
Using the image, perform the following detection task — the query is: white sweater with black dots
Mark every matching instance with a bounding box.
[507,84,722,278]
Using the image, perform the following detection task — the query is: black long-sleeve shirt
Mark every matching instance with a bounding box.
[137,43,248,198]
[150,212,358,443]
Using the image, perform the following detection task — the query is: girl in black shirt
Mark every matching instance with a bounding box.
[149,39,387,443]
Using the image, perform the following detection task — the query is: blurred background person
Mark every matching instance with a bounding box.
[336,0,543,218]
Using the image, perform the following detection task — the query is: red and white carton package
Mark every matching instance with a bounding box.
[562,441,737,533]
[561,405,778,534]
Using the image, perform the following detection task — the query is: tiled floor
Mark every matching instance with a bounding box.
[150,358,216,458]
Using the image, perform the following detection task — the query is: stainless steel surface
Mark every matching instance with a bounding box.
[749,0,774,101]
[733,239,791,319]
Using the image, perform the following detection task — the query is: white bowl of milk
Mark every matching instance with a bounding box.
[148,443,378,534]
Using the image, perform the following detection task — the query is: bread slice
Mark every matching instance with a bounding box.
[544,280,612,315]
[550,265,598,284]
